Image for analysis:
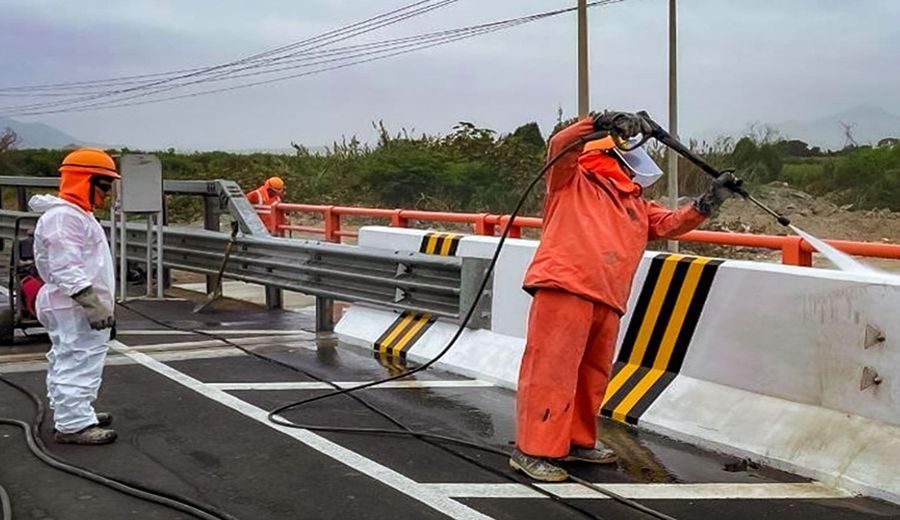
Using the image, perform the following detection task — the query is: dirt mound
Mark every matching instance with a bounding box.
[680,182,900,265]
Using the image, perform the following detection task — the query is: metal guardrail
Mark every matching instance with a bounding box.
[0,176,218,194]
[0,210,490,324]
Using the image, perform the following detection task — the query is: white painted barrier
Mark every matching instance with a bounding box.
[335,226,900,503]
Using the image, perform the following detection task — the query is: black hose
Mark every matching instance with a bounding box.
[121,303,608,520]
[0,482,11,520]
[0,373,239,520]
[266,134,596,417]
[120,131,680,520]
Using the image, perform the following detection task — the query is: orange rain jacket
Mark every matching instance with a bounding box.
[522,118,706,315]
[247,185,282,205]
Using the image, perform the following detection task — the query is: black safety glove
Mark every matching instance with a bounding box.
[592,111,653,140]
[72,286,116,330]
[694,171,742,215]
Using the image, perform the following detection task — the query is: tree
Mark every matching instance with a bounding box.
[774,139,818,157]
[0,128,19,173]
[510,122,545,147]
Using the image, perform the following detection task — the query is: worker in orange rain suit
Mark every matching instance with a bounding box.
[509,112,739,481]
[246,176,285,205]
[29,148,120,445]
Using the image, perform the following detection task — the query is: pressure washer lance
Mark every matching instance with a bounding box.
[634,111,792,227]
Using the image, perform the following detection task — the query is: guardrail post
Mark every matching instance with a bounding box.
[498,215,521,239]
[324,206,340,243]
[273,204,288,238]
[0,187,4,251]
[475,214,495,236]
[203,195,221,293]
[161,195,171,289]
[782,236,813,266]
[16,187,27,211]
[314,206,342,329]
[315,296,335,332]
[390,209,409,228]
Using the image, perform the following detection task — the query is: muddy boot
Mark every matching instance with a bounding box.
[95,412,113,428]
[509,448,568,482]
[54,426,117,445]
[564,442,618,464]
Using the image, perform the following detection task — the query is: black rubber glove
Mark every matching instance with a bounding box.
[592,111,653,139]
[72,286,115,330]
[694,171,742,215]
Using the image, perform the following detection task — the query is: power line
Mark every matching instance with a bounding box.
[2,0,626,117]
[0,0,451,94]
[0,0,460,111]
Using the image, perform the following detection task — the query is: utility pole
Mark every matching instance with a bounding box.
[667,0,680,252]
[577,0,589,118]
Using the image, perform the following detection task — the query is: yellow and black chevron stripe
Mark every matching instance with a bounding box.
[373,311,435,360]
[601,253,722,425]
[419,232,463,256]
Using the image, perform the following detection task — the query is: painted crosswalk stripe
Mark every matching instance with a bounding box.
[420,482,852,500]
[208,380,494,391]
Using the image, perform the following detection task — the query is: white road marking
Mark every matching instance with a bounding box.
[110,340,495,520]
[421,482,853,500]
[208,380,495,391]
[110,335,313,351]
[117,329,314,337]
[0,347,243,374]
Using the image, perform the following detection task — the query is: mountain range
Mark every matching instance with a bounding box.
[3,105,900,151]
[0,116,85,148]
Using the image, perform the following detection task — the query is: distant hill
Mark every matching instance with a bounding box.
[0,116,84,149]
[775,105,900,150]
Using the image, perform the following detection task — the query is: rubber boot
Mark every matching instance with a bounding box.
[564,442,618,464]
[54,426,117,445]
[509,448,568,482]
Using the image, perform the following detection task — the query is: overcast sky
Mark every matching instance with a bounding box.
[2,0,898,150]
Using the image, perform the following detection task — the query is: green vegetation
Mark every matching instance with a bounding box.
[1,122,898,223]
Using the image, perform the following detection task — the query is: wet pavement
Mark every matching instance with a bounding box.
[2,296,899,520]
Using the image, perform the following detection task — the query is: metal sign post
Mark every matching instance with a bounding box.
[114,154,164,302]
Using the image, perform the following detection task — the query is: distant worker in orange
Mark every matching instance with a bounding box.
[510,112,739,481]
[246,176,285,205]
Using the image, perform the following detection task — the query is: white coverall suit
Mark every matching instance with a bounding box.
[30,194,115,434]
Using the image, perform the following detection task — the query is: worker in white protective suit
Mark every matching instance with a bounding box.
[30,148,119,445]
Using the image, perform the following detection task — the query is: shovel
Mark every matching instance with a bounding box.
[193,221,240,313]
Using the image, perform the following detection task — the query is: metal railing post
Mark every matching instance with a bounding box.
[315,296,335,332]
[264,202,285,309]
[16,188,26,211]
[782,236,813,266]
[203,195,221,294]
[314,206,343,330]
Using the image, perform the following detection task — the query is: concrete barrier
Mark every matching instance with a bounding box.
[335,226,900,503]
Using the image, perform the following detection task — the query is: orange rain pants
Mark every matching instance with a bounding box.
[516,289,619,458]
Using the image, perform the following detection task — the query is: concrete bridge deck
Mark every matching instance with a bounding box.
[1,296,898,520]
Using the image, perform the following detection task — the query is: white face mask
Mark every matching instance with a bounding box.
[611,144,664,188]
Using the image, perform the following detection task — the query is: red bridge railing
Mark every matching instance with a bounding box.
[253,203,900,268]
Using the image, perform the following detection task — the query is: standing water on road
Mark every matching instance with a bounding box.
[789,224,877,274]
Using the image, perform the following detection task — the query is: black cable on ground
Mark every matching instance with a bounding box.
[119,133,679,520]
[121,304,610,520]
[0,373,239,520]
[0,482,11,520]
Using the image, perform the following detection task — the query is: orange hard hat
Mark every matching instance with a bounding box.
[58,148,119,212]
[58,148,121,179]
[265,176,284,192]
